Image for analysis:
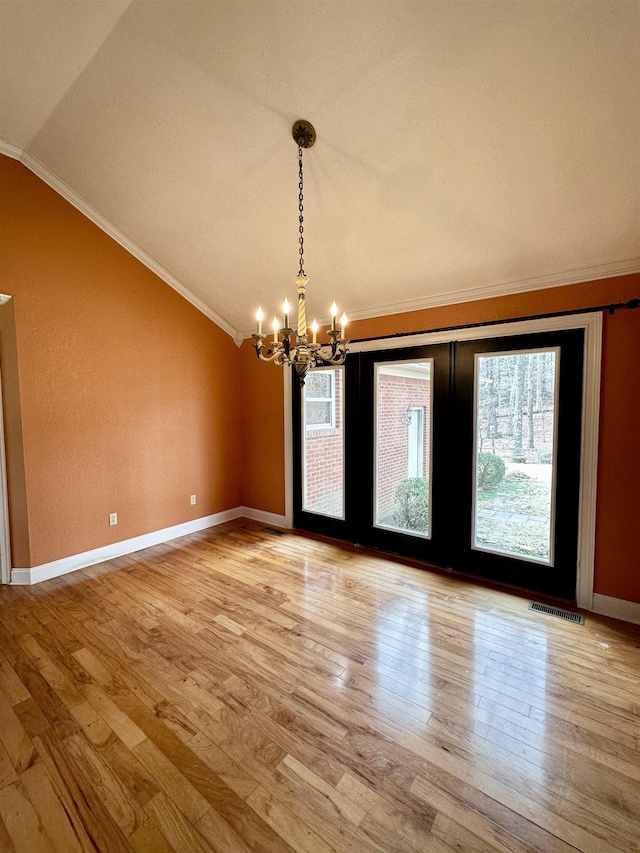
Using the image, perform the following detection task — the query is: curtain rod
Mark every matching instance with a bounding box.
[347,298,639,345]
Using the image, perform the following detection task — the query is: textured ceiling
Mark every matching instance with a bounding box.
[1,1,639,339]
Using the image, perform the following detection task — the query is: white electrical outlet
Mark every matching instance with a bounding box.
[190,494,197,506]
[109,512,118,526]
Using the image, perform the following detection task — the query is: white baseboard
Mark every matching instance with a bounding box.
[239,506,290,530]
[26,508,640,625]
[11,507,245,585]
[591,594,640,626]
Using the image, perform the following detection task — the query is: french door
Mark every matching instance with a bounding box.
[293,329,584,600]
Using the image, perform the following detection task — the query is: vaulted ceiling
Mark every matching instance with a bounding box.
[2,1,639,340]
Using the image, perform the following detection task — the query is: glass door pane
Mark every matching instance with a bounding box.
[302,367,345,518]
[473,348,559,564]
[375,360,433,537]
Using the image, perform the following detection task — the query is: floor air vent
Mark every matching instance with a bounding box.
[263,527,285,537]
[528,602,584,624]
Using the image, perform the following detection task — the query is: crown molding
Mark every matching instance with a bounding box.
[0,139,240,342]
[237,257,640,340]
[4,139,638,346]
[347,259,640,323]
[0,139,22,160]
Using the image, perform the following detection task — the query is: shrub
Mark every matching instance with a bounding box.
[538,451,553,464]
[477,452,506,489]
[393,477,429,531]
[505,469,532,481]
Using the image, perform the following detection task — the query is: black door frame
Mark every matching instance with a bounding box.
[451,330,584,599]
[287,313,603,607]
[356,342,451,566]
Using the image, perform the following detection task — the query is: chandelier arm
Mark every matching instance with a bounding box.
[253,342,283,363]
[312,346,348,366]
[314,353,347,367]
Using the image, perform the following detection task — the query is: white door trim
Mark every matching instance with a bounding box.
[407,406,424,479]
[284,311,602,609]
[283,368,294,529]
[0,365,12,585]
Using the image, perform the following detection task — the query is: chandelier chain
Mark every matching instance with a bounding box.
[298,144,304,276]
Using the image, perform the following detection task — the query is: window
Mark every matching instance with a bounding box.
[407,406,424,478]
[304,370,336,430]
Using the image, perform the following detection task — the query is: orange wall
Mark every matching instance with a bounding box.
[239,273,640,604]
[0,157,243,567]
[238,341,285,517]
[2,154,638,605]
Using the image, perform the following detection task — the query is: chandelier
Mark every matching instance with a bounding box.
[252,120,348,386]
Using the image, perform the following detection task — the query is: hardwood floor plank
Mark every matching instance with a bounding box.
[0,664,31,707]
[0,811,16,853]
[411,773,556,853]
[12,697,50,739]
[81,684,146,750]
[124,697,294,853]
[245,784,333,853]
[132,738,211,826]
[71,700,116,748]
[0,692,38,775]
[0,782,55,853]
[63,733,142,838]
[33,731,134,852]
[143,791,215,853]
[420,712,640,851]
[187,731,259,799]
[354,811,456,853]
[0,520,638,852]
[71,648,113,686]
[399,729,621,853]
[430,811,511,853]
[336,770,438,851]
[128,816,174,853]
[279,754,366,827]
[9,653,81,740]
[0,740,17,791]
[195,804,265,853]
[102,737,162,809]
[39,664,84,711]
[20,762,94,853]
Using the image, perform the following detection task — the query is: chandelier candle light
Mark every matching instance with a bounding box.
[252,120,348,386]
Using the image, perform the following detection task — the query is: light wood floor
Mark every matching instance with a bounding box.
[0,520,638,853]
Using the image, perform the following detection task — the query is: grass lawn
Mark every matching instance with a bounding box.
[476,476,551,560]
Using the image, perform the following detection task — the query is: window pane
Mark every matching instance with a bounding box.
[306,401,331,428]
[374,361,432,537]
[302,368,344,518]
[473,349,558,564]
[306,372,331,398]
